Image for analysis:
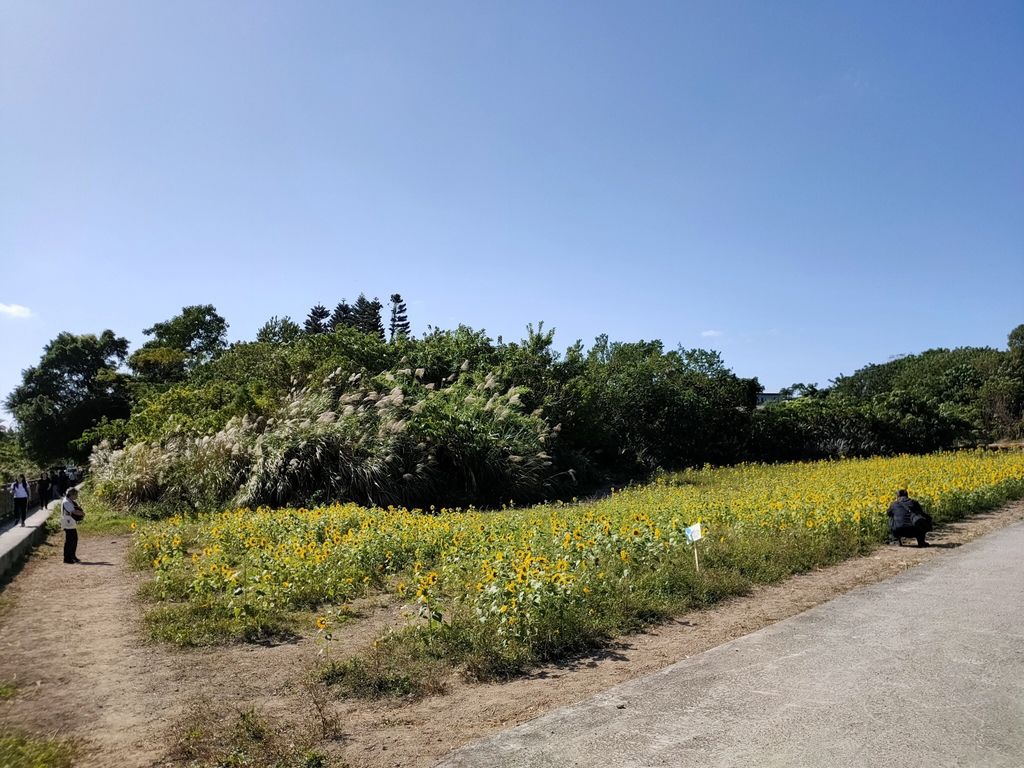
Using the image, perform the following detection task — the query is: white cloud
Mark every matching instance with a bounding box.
[0,303,32,319]
[700,329,723,338]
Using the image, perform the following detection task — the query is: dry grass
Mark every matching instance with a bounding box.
[166,696,340,768]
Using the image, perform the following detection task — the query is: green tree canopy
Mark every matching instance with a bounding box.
[6,330,131,463]
[129,304,228,382]
[0,424,38,479]
[256,315,302,345]
[1008,323,1024,354]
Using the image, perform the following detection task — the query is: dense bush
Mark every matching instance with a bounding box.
[91,361,556,510]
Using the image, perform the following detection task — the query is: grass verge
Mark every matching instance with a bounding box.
[74,488,145,536]
[0,730,73,768]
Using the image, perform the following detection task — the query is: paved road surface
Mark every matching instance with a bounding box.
[439,521,1024,768]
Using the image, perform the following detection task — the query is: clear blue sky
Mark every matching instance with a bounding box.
[2,1,1022,419]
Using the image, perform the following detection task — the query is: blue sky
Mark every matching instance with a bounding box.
[2,1,1022,419]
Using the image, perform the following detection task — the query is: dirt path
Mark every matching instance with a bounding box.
[0,536,177,766]
[0,535,330,767]
[1,501,1022,767]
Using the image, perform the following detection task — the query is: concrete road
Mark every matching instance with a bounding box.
[438,521,1024,768]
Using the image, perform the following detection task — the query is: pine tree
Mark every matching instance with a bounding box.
[389,293,411,342]
[257,315,302,344]
[352,294,385,341]
[329,301,354,330]
[304,304,330,334]
[367,297,386,341]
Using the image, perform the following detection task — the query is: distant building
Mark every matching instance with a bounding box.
[756,392,788,407]
[986,440,1024,451]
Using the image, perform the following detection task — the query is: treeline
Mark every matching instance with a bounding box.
[751,333,1024,460]
[261,294,410,343]
[4,300,1023,511]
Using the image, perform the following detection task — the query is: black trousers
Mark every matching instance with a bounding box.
[13,497,27,525]
[63,528,78,563]
[890,524,926,546]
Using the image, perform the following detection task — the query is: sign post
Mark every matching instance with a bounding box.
[684,522,703,572]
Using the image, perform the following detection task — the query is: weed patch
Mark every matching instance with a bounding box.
[144,601,297,647]
[167,698,339,768]
[322,629,451,699]
[0,730,73,768]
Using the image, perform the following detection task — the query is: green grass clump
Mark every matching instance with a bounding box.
[0,731,73,768]
[74,488,145,535]
[0,681,15,699]
[143,600,296,647]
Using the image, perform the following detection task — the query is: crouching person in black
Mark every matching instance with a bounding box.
[887,489,932,547]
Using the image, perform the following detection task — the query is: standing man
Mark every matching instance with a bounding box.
[887,489,932,547]
[61,488,84,564]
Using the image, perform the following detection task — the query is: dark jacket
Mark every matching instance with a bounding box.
[887,498,927,530]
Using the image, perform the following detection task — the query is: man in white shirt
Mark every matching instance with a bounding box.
[61,488,83,564]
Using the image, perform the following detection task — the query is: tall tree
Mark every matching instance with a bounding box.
[330,301,354,330]
[5,331,132,463]
[256,315,302,344]
[388,293,411,342]
[982,323,1024,437]
[352,294,385,340]
[1009,324,1024,355]
[304,304,330,335]
[129,304,229,382]
[143,304,227,364]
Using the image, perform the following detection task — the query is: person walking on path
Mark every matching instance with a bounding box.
[49,471,61,501]
[61,488,85,564]
[887,489,932,547]
[10,474,30,526]
[37,473,50,507]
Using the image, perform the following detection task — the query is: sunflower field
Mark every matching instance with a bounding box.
[135,450,1024,674]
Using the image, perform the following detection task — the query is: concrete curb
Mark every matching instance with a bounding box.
[0,499,60,581]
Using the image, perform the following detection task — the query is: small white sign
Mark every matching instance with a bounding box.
[684,523,703,543]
